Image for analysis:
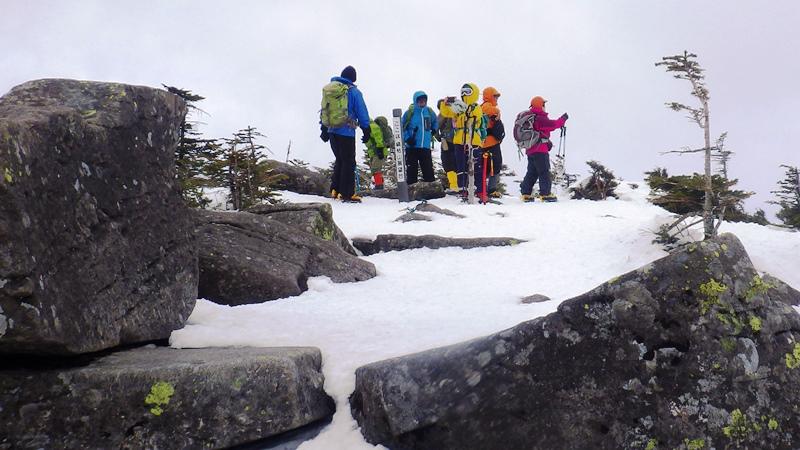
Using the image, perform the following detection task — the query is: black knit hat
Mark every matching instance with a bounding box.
[341,66,357,83]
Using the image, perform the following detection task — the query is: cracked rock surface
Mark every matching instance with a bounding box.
[0,79,197,355]
[196,209,376,306]
[352,234,525,256]
[0,346,334,449]
[351,234,800,450]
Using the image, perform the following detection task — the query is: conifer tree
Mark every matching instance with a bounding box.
[656,51,719,238]
[212,127,283,210]
[645,168,757,226]
[771,165,800,229]
[163,85,219,208]
[570,161,619,200]
[712,132,733,179]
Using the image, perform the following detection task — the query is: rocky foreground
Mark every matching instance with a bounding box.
[351,234,800,450]
[0,79,369,448]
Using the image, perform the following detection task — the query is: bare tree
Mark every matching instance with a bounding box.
[656,51,717,239]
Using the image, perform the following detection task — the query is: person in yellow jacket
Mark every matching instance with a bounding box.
[439,83,483,196]
[436,98,458,193]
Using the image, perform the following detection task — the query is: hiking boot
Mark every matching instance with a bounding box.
[342,194,362,203]
[521,194,535,202]
[539,194,558,202]
[331,189,338,199]
[445,187,459,195]
[490,191,503,198]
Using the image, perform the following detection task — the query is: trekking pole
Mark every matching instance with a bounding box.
[354,165,360,193]
[556,126,568,188]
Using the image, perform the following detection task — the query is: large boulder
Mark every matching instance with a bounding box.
[0,346,334,449]
[248,202,356,255]
[196,209,375,305]
[0,79,197,355]
[271,160,330,197]
[351,234,800,450]
[352,234,526,256]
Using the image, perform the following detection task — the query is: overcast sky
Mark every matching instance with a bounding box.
[3,0,798,216]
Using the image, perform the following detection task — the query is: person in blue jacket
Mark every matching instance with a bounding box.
[319,65,371,202]
[401,91,439,184]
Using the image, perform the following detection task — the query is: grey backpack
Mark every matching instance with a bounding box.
[513,110,540,150]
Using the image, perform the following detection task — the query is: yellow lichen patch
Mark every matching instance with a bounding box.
[145,381,175,416]
[723,408,750,440]
[684,438,705,450]
[720,337,736,353]
[645,438,657,450]
[785,343,800,369]
[3,167,12,183]
[699,279,727,314]
[745,275,773,301]
[748,315,762,333]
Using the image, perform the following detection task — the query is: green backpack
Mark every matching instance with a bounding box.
[320,81,351,128]
[466,104,489,140]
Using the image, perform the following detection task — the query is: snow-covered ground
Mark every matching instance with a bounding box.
[170,182,800,449]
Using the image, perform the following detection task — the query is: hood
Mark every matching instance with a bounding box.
[413,90,428,104]
[483,86,500,105]
[331,76,355,86]
[460,83,480,104]
[374,116,389,127]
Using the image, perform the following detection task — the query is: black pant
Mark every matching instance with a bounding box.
[476,144,503,193]
[441,142,456,173]
[520,152,551,196]
[453,144,469,188]
[330,133,356,197]
[406,148,435,184]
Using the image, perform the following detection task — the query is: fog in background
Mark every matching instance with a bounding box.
[3,0,798,216]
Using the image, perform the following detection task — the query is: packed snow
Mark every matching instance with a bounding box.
[170,181,800,449]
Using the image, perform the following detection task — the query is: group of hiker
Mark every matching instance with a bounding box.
[319,65,569,203]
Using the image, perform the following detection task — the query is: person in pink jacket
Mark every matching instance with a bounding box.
[520,96,568,202]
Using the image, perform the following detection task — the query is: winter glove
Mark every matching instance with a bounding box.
[560,113,569,121]
[361,126,371,144]
[405,127,418,147]
[320,124,329,142]
[450,99,467,114]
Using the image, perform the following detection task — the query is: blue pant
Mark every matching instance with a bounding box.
[520,153,551,196]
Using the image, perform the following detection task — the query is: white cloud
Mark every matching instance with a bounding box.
[2,0,798,216]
